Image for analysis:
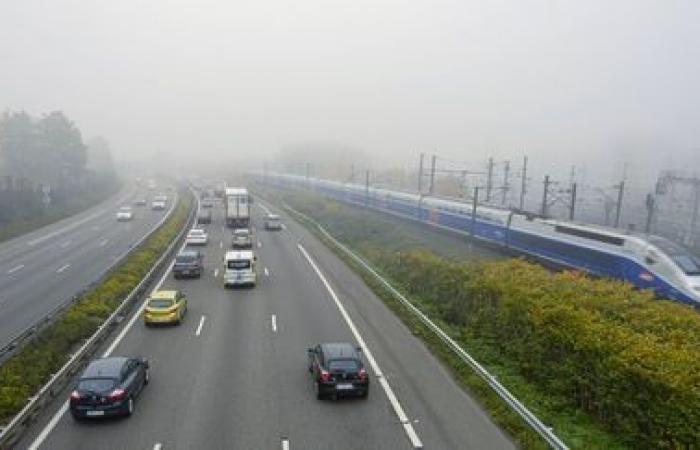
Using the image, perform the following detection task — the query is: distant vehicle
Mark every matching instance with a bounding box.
[264,214,282,231]
[186,228,209,246]
[69,356,149,420]
[201,198,215,208]
[307,343,369,400]
[154,194,168,202]
[134,199,147,206]
[151,200,166,211]
[173,250,203,278]
[223,250,257,287]
[147,179,157,190]
[197,209,212,225]
[144,290,187,325]
[231,228,253,249]
[224,187,251,228]
[116,206,134,221]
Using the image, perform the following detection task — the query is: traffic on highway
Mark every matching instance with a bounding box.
[17,187,514,450]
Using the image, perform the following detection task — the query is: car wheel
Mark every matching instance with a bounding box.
[144,368,150,385]
[126,397,135,416]
[314,381,324,400]
[70,412,83,422]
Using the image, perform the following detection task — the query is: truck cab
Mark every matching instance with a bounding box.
[223,250,257,288]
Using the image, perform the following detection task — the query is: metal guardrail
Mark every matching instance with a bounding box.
[281,202,569,450]
[0,189,197,450]
[0,191,180,366]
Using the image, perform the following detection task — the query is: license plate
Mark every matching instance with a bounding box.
[336,384,353,390]
[86,410,105,416]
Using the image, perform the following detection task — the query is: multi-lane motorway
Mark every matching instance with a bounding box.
[0,185,175,350]
[20,196,514,449]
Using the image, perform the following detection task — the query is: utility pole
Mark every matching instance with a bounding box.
[541,175,551,216]
[569,183,577,221]
[486,157,494,202]
[501,160,510,205]
[428,154,437,195]
[519,155,528,210]
[645,193,655,233]
[614,180,625,228]
[471,186,480,236]
[417,153,424,194]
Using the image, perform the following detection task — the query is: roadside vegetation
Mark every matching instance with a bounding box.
[0,190,192,425]
[258,185,700,450]
[0,111,119,243]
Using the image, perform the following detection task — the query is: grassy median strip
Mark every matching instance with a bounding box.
[257,185,700,450]
[0,190,192,425]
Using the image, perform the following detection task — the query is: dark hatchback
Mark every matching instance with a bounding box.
[70,356,149,420]
[308,343,369,400]
[173,250,203,278]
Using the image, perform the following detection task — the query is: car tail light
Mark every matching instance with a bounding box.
[320,369,331,382]
[359,368,367,381]
[108,388,126,401]
[70,390,81,401]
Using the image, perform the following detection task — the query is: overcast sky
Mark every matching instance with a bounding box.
[1,0,699,182]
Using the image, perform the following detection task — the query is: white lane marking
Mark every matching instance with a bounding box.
[271,314,277,333]
[258,202,272,215]
[56,263,71,273]
[264,267,269,277]
[91,225,100,231]
[6,264,25,274]
[281,224,287,230]
[297,244,423,449]
[154,444,162,450]
[219,240,223,249]
[214,268,219,278]
[98,238,110,247]
[196,315,206,336]
[281,438,289,450]
[27,209,105,246]
[59,240,71,249]
[29,228,189,450]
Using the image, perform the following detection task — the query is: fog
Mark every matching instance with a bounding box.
[1,0,699,178]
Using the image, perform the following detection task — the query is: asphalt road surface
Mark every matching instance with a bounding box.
[0,185,176,349]
[21,196,514,450]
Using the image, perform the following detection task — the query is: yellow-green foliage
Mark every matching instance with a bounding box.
[0,191,192,423]
[381,251,700,448]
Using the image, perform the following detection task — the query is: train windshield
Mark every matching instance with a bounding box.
[648,237,700,275]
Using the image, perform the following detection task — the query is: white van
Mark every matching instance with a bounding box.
[223,250,257,288]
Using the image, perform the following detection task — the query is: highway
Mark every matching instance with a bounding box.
[0,184,175,350]
[21,197,514,450]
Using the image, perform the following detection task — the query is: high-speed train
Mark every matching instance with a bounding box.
[270,173,700,306]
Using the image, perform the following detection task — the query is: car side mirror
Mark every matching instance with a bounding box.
[140,357,149,368]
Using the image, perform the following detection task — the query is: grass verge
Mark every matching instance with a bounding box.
[0,188,192,424]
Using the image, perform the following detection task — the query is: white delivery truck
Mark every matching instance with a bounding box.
[224,187,251,228]
[223,250,257,288]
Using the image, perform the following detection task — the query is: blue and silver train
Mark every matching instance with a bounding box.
[270,173,700,306]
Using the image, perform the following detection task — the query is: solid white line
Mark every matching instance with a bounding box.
[258,202,272,215]
[271,314,277,333]
[281,224,287,230]
[281,438,289,450]
[27,210,105,246]
[219,240,223,249]
[29,232,189,450]
[56,263,71,273]
[98,238,109,247]
[257,241,262,248]
[195,315,206,336]
[297,243,423,448]
[264,267,269,277]
[6,264,24,274]
[214,268,220,278]
[59,240,71,249]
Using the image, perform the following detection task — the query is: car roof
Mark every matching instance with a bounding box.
[266,214,280,219]
[178,250,199,257]
[225,250,254,260]
[150,290,178,300]
[320,343,358,359]
[189,228,205,233]
[82,357,128,378]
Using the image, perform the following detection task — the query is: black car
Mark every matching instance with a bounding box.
[173,250,203,278]
[307,343,369,400]
[197,209,212,225]
[70,356,149,420]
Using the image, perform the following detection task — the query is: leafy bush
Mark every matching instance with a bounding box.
[0,190,191,423]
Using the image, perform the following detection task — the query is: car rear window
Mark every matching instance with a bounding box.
[176,254,197,263]
[328,359,359,372]
[227,260,251,270]
[148,299,174,308]
[78,378,116,392]
[234,230,249,236]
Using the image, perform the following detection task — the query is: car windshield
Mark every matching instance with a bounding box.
[227,260,251,270]
[77,378,116,393]
[328,359,359,372]
[189,230,205,236]
[148,299,174,308]
[176,254,197,263]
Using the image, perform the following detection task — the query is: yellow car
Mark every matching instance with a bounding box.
[144,290,187,325]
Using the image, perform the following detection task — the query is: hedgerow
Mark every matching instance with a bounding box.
[0,190,192,424]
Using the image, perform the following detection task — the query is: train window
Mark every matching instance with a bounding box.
[554,225,624,246]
